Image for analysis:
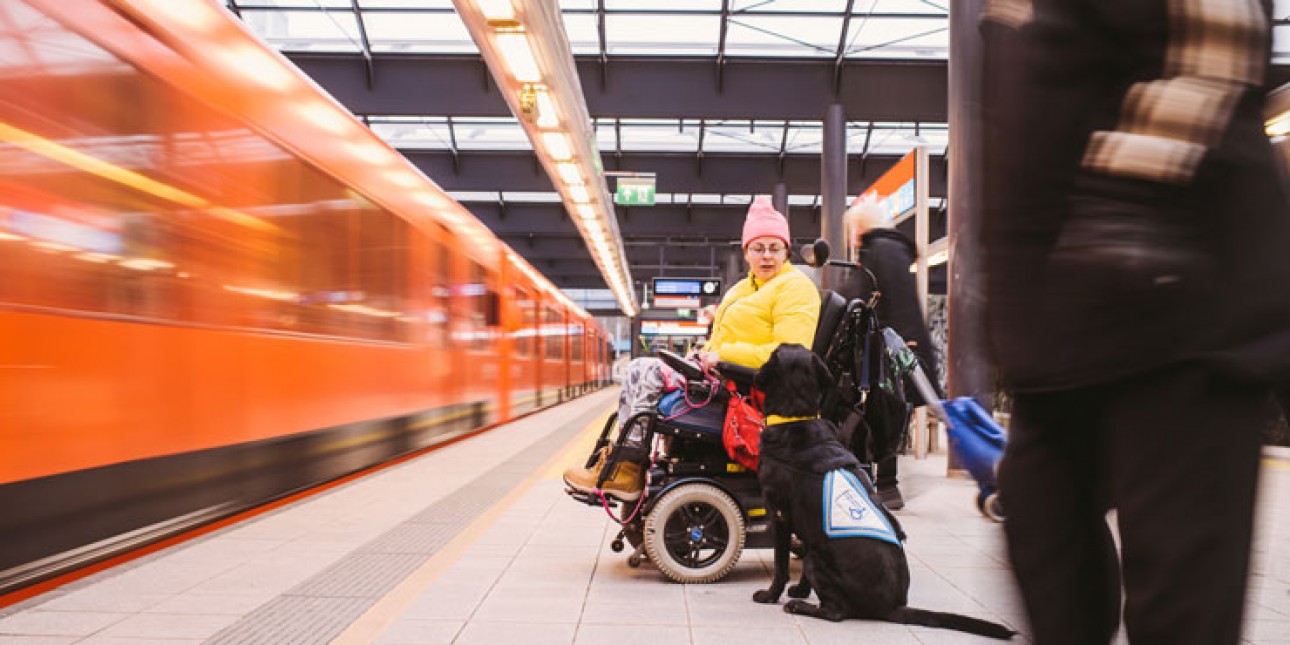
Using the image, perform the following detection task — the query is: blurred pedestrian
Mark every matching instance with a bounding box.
[980,0,1290,643]
[843,201,943,510]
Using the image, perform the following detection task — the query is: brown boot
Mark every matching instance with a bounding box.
[599,461,644,501]
[563,458,644,502]
[562,447,609,492]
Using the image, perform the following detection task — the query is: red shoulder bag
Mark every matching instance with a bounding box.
[722,380,766,470]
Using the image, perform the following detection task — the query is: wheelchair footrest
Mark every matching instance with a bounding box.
[565,488,613,508]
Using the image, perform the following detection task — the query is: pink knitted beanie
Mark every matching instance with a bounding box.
[741,196,790,248]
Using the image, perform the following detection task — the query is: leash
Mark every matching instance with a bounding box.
[660,366,720,423]
[594,442,662,525]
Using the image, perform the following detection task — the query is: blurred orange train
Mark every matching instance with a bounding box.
[0,0,611,593]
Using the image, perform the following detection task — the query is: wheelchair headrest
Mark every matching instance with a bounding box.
[811,290,848,356]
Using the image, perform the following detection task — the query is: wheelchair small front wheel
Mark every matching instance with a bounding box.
[643,483,745,584]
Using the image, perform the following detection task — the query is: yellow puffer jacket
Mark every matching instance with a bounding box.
[707,262,821,369]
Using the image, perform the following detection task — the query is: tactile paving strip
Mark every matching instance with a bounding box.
[203,400,609,644]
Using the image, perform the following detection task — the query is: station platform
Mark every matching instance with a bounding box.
[1,389,1287,645]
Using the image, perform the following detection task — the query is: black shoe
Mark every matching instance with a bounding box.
[876,486,905,510]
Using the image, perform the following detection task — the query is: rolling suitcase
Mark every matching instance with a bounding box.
[882,328,1007,522]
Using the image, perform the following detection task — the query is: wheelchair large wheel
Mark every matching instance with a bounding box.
[643,483,745,583]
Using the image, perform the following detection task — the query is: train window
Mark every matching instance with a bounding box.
[513,288,535,358]
[543,305,565,361]
[354,200,410,341]
[463,261,498,352]
[0,15,420,344]
[419,233,450,350]
[571,326,585,362]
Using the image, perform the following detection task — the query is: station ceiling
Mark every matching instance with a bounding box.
[229,0,1290,294]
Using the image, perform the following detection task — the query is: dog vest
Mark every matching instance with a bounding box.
[822,469,901,545]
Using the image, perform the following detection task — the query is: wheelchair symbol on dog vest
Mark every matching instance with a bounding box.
[822,469,901,545]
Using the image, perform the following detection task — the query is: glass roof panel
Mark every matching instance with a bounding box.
[844,16,948,58]
[241,9,362,52]
[784,122,823,154]
[236,1,952,59]
[618,120,700,152]
[733,0,850,13]
[604,13,721,55]
[594,120,618,152]
[451,117,531,150]
[725,15,839,57]
[865,0,949,15]
[561,13,601,55]
[248,0,350,7]
[445,190,947,208]
[865,123,925,155]
[447,191,501,202]
[369,117,452,150]
[606,0,724,9]
[368,115,948,156]
[363,11,477,53]
[360,0,455,7]
[502,191,563,202]
[704,120,783,153]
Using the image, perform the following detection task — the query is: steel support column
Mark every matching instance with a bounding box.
[947,0,993,410]
[821,103,847,289]
[771,182,788,218]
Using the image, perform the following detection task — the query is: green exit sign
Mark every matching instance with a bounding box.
[615,177,656,206]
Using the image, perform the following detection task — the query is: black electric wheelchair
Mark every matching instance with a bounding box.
[565,249,918,583]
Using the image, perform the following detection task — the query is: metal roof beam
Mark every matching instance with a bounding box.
[285,54,949,121]
[404,150,948,196]
[348,0,374,87]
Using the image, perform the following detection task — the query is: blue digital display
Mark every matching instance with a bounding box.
[653,278,721,296]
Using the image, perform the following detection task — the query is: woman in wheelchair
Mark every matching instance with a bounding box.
[563,195,821,501]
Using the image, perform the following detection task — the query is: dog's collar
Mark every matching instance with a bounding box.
[765,414,820,426]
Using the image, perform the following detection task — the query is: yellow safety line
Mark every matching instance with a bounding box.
[331,404,613,645]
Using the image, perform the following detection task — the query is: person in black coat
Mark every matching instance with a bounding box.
[981,0,1290,642]
[842,202,943,511]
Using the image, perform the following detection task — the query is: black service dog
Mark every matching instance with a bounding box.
[752,343,1014,639]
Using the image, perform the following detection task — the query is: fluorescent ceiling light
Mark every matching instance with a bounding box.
[556,162,581,184]
[535,91,560,128]
[494,33,542,83]
[542,132,573,160]
[475,0,516,21]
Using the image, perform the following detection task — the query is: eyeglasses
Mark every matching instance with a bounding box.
[747,244,786,256]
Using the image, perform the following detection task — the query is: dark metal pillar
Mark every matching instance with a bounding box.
[771,182,788,218]
[723,247,743,292]
[821,103,847,289]
[948,0,993,429]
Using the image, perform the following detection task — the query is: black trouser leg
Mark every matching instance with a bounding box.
[1107,368,1267,645]
[875,454,899,490]
[1001,366,1269,645]
[1000,386,1120,645]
